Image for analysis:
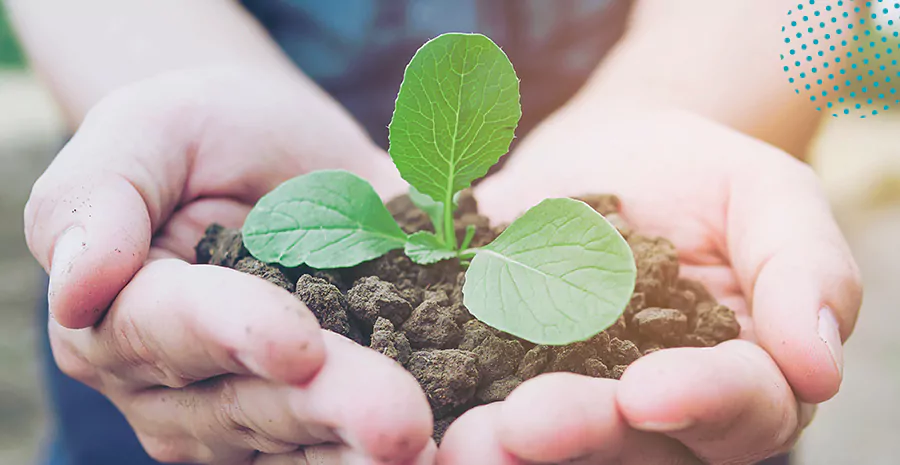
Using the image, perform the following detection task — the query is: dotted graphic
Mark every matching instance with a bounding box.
[780,0,900,118]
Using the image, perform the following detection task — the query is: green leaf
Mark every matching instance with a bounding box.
[405,231,458,265]
[389,33,521,206]
[463,198,636,345]
[242,170,408,269]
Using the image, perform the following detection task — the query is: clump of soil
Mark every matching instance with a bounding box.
[196,192,740,444]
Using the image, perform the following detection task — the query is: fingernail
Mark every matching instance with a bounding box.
[633,418,694,433]
[817,306,844,378]
[799,402,818,429]
[48,227,87,310]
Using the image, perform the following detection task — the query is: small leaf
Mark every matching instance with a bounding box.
[463,198,636,345]
[389,33,521,206]
[405,231,457,265]
[242,170,408,269]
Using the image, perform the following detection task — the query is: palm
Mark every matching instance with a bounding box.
[123,73,405,264]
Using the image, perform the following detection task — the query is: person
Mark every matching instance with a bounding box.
[7,0,862,464]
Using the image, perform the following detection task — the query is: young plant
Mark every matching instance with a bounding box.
[242,33,636,345]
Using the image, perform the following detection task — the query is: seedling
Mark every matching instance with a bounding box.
[242,33,636,345]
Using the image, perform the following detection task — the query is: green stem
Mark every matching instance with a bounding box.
[459,225,476,251]
[443,192,457,250]
[457,249,478,261]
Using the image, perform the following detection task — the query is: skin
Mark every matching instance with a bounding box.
[9,0,863,463]
[590,0,841,157]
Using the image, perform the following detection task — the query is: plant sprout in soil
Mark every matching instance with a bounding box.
[241,33,637,346]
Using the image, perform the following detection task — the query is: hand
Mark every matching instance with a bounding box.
[25,68,434,464]
[438,101,862,464]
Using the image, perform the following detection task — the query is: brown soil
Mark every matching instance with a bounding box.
[196,192,741,444]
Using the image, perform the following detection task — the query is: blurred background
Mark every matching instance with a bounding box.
[1,5,52,464]
[2,4,900,465]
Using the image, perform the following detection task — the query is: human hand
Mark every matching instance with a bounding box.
[438,102,862,464]
[25,68,434,464]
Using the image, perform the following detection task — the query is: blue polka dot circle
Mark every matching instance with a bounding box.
[781,0,900,118]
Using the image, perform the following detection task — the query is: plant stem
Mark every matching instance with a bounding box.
[443,192,457,250]
[459,225,476,251]
[458,249,478,261]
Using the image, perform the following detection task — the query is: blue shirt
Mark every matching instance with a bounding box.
[39,1,631,463]
[242,0,630,148]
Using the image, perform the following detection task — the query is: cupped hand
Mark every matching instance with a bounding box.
[25,68,434,464]
[439,101,862,464]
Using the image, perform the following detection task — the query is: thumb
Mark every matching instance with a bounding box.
[727,153,863,403]
[25,88,192,329]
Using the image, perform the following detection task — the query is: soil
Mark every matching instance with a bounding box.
[196,191,741,444]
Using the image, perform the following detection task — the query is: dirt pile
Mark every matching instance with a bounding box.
[197,193,740,443]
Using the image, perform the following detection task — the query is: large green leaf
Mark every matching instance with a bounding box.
[242,170,408,268]
[388,33,521,206]
[463,199,636,345]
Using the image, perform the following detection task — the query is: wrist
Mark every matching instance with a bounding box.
[573,2,825,157]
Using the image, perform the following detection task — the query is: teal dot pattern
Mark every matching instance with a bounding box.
[781,0,900,118]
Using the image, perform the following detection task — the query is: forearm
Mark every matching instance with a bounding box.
[577,0,854,156]
[5,0,352,135]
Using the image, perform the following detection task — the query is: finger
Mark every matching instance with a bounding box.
[727,155,863,402]
[437,404,523,465]
[493,373,699,464]
[253,440,436,465]
[443,376,697,465]
[132,377,332,461]
[496,373,626,463]
[52,259,324,388]
[292,333,433,463]
[618,431,702,465]
[129,332,432,463]
[617,341,801,464]
[25,88,194,329]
